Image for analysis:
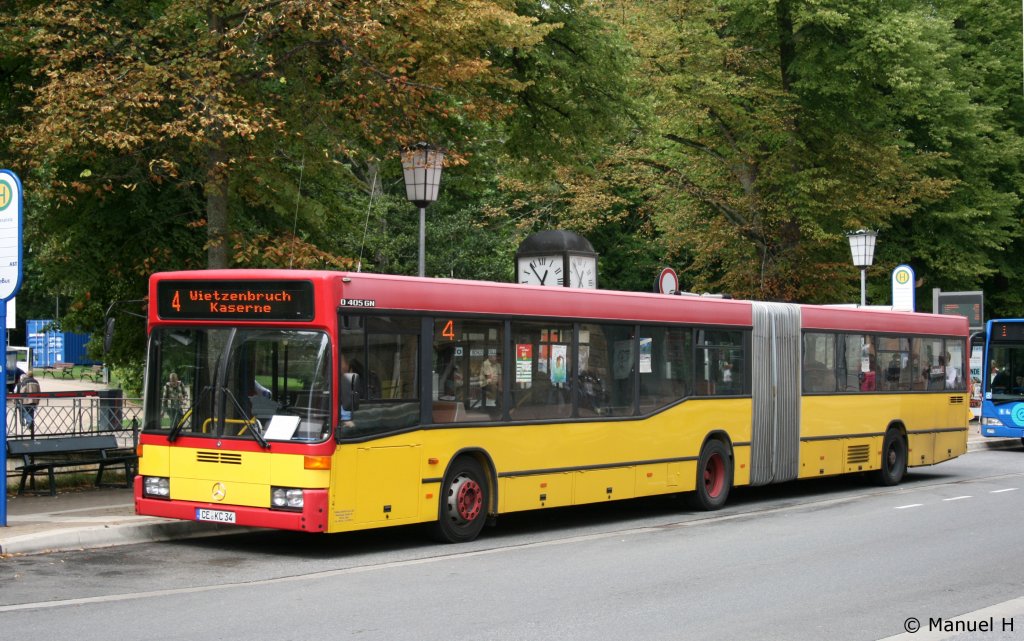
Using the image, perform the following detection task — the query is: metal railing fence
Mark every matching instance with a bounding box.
[5,391,140,450]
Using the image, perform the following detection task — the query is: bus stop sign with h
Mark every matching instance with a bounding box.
[0,169,25,527]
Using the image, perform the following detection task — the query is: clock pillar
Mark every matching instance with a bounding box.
[515,230,598,289]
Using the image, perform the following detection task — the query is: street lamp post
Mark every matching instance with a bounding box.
[401,143,445,277]
[847,229,878,307]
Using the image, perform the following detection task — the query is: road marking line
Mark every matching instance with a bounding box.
[942,496,971,502]
[5,471,1024,612]
[990,488,1018,493]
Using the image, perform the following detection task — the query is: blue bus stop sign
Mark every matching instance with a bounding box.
[0,169,25,527]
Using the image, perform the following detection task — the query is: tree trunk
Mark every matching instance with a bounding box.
[205,6,229,270]
[206,143,229,269]
[775,0,796,92]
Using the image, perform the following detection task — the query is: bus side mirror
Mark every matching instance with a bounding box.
[341,372,360,412]
[337,373,360,443]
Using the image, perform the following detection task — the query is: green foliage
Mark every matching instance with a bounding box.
[0,0,1021,377]
[116,360,146,398]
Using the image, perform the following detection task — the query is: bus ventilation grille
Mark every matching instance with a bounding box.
[949,396,964,405]
[196,451,243,465]
[846,444,871,465]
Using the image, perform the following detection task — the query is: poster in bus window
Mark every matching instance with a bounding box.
[578,345,590,372]
[550,344,567,384]
[639,338,653,374]
[516,344,533,384]
[614,340,634,380]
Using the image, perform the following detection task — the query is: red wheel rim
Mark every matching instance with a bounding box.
[703,453,725,498]
[449,474,482,523]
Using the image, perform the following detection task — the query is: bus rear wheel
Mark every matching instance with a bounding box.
[874,429,907,486]
[431,457,489,543]
[689,439,732,511]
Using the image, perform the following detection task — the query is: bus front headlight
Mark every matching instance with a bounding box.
[143,476,170,498]
[271,487,304,510]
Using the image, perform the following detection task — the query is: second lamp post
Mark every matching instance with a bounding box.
[401,143,445,278]
[847,229,877,307]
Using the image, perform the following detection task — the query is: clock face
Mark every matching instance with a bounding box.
[518,255,564,287]
[569,255,597,289]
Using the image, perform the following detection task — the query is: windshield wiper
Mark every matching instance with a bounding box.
[221,386,269,449]
[168,385,212,443]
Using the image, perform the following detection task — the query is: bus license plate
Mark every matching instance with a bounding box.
[196,508,236,524]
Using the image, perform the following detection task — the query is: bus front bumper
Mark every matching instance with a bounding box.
[980,423,1024,439]
[134,478,328,533]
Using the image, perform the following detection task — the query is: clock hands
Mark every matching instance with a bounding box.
[530,264,547,285]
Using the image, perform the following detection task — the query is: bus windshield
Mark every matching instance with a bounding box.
[988,342,1024,404]
[144,327,332,443]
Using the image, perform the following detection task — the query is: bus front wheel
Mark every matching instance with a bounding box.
[431,457,489,543]
[689,439,732,511]
[874,429,907,486]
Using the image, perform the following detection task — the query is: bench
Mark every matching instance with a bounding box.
[42,362,75,379]
[79,364,104,382]
[7,435,137,496]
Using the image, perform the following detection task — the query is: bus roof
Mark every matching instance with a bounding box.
[801,304,967,336]
[150,269,968,336]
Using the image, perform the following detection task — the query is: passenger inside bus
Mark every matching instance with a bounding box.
[943,352,959,389]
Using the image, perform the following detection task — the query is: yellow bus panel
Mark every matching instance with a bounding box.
[501,472,573,512]
[352,445,421,525]
[799,439,844,478]
[574,466,636,504]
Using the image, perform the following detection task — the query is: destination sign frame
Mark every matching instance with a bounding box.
[156,280,315,321]
[992,322,1024,342]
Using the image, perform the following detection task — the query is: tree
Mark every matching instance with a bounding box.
[596,0,1022,307]
[0,0,559,376]
[5,0,555,263]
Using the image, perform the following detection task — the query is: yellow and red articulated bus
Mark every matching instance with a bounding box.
[135,270,970,542]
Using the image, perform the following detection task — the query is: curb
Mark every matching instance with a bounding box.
[0,519,256,557]
[967,437,1021,453]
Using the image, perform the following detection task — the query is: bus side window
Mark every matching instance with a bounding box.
[342,316,420,437]
[431,318,502,424]
[639,326,692,412]
[509,322,573,422]
[579,323,635,418]
[803,332,836,393]
[695,329,744,396]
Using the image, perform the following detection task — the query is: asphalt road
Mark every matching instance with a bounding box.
[2,448,1023,641]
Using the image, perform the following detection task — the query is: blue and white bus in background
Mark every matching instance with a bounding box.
[980,319,1024,444]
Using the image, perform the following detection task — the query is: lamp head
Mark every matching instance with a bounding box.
[401,143,445,208]
[847,229,877,268]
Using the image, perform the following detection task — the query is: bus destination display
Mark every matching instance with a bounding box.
[157,280,315,321]
[993,322,1024,342]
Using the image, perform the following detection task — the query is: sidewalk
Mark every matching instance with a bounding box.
[0,486,246,556]
[2,418,1019,557]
